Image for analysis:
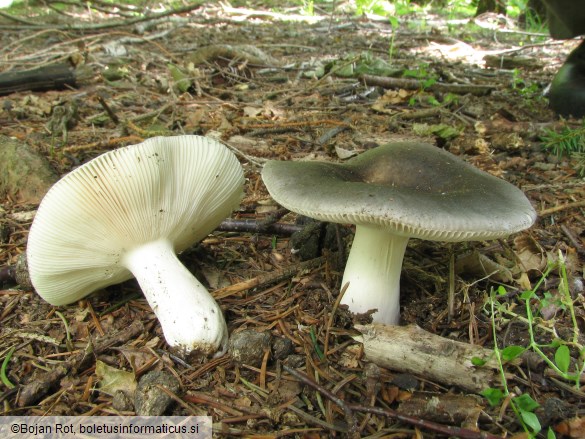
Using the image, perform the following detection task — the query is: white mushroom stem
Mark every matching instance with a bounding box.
[340,225,410,325]
[122,239,228,356]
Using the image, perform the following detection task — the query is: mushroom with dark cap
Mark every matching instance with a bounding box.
[27,135,244,356]
[262,142,536,325]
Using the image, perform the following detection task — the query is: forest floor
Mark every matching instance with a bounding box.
[0,1,584,437]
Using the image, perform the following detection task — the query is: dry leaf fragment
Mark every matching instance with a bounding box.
[555,417,585,438]
[95,360,137,396]
[514,234,547,273]
[335,145,357,159]
[115,346,158,374]
[455,250,513,283]
[371,89,412,113]
[243,106,263,117]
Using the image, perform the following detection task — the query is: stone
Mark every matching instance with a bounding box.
[0,136,57,204]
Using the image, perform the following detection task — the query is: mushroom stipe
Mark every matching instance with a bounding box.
[261,142,537,325]
[27,135,244,357]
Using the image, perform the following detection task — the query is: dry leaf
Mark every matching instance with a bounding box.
[371,89,412,113]
[555,417,585,438]
[382,385,400,404]
[514,234,547,273]
[335,145,357,159]
[95,360,137,396]
[115,346,158,373]
[200,265,231,290]
[183,106,207,131]
[234,395,252,407]
[338,344,361,368]
[474,121,487,135]
[227,135,270,155]
[455,250,513,282]
[243,106,263,117]
[8,210,37,222]
[516,271,532,291]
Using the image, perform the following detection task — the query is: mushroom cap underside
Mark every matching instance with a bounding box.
[27,135,244,305]
[262,142,536,242]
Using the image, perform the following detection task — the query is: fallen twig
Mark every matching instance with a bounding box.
[17,321,144,407]
[218,208,295,235]
[217,219,302,235]
[282,365,358,438]
[347,405,503,439]
[560,224,585,255]
[539,200,585,216]
[212,256,325,300]
[283,364,503,439]
[360,74,496,96]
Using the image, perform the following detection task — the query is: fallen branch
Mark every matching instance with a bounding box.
[353,324,500,394]
[0,2,204,31]
[360,74,496,96]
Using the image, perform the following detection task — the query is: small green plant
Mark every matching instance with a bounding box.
[394,0,425,16]
[442,92,459,106]
[388,15,399,62]
[355,0,393,16]
[478,253,585,437]
[506,0,529,17]
[506,0,547,33]
[297,0,314,16]
[402,63,438,106]
[511,68,541,98]
[541,123,585,175]
[403,63,437,88]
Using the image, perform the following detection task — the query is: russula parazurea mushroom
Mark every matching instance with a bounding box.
[262,142,536,325]
[27,135,244,356]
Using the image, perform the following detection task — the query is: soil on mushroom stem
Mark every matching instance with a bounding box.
[0,3,584,436]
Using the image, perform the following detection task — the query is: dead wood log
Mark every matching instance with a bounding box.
[360,74,496,96]
[0,63,81,95]
[353,323,500,394]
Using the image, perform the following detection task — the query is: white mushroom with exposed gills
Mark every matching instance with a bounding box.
[27,135,244,356]
[262,142,537,325]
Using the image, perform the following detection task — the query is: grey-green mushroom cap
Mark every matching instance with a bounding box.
[261,142,536,241]
[262,142,536,325]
